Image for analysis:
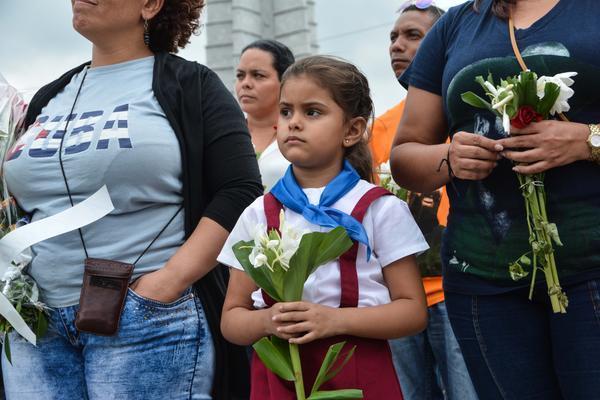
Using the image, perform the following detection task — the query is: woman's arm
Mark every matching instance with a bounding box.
[390,87,503,193]
[274,255,428,344]
[131,67,263,303]
[129,217,230,302]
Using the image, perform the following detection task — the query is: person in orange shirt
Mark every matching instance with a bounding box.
[371,3,477,399]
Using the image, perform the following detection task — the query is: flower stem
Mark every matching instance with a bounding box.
[518,173,566,313]
[289,343,306,400]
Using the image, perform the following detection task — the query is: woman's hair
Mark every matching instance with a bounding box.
[400,4,446,22]
[148,0,205,53]
[473,0,515,19]
[281,56,375,182]
[241,40,296,81]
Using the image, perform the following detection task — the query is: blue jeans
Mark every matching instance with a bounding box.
[389,302,478,400]
[2,288,214,400]
[445,278,600,400]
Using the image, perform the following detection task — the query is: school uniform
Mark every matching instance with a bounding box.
[218,178,429,399]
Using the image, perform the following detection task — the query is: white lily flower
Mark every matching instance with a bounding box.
[483,81,499,97]
[254,253,268,268]
[377,161,391,175]
[491,91,515,110]
[1,266,21,283]
[537,72,577,115]
[502,106,511,135]
[267,240,279,249]
[278,210,304,269]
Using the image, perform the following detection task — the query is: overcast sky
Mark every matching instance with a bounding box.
[0,0,464,114]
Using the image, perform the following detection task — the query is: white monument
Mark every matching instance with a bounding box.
[206,0,319,90]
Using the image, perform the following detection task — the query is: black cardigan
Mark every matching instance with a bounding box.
[24,52,262,399]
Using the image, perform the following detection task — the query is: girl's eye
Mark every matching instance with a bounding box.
[280,108,291,117]
[307,109,321,117]
[254,73,265,79]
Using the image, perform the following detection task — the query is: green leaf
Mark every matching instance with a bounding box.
[271,336,291,362]
[284,228,352,302]
[509,260,529,281]
[324,345,357,383]
[233,240,282,301]
[313,227,353,269]
[252,337,295,381]
[460,92,493,111]
[542,222,563,246]
[520,71,539,106]
[536,82,561,117]
[35,310,48,338]
[519,255,532,267]
[311,341,347,393]
[3,332,11,365]
[307,389,364,399]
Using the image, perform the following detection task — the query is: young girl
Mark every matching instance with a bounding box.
[218,56,429,399]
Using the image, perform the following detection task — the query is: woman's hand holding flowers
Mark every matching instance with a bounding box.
[499,120,590,174]
[449,131,503,180]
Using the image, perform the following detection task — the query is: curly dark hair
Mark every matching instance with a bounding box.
[148,0,205,53]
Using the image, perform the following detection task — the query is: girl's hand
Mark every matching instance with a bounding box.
[272,301,340,344]
[449,132,503,180]
[498,120,590,174]
[263,302,303,341]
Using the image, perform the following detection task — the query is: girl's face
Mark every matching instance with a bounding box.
[278,75,355,175]
[235,49,281,118]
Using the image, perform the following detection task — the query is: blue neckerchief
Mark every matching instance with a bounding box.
[270,160,372,259]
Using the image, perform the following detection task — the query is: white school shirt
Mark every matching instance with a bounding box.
[257,140,290,191]
[217,180,429,309]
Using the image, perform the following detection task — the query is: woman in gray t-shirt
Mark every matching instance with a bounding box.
[2,1,262,399]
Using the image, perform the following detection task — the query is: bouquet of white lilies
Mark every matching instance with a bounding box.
[462,70,576,313]
[233,211,364,400]
[0,75,51,362]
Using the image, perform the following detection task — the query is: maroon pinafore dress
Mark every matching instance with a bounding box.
[250,187,404,400]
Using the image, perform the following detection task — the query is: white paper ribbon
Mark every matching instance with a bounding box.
[0,186,114,345]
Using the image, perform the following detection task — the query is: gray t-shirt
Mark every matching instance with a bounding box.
[4,56,184,307]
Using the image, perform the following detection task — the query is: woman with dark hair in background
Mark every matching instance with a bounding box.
[392,0,600,398]
[236,39,295,191]
[2,0,261,398]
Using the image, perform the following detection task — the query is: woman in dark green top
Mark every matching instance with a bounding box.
[391,0,600,398]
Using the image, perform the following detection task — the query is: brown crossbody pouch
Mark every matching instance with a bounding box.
[74,203,182,336]
[57,66,182,336]
[76,258,134,335]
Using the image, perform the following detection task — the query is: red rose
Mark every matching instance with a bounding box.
[510,105,543,129]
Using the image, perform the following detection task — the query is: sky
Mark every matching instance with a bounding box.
[0,0,464,115]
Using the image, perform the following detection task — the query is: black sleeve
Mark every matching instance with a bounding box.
[200,68,263,231]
